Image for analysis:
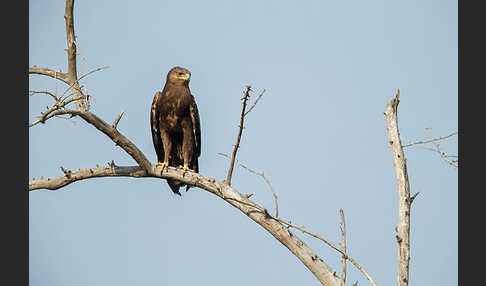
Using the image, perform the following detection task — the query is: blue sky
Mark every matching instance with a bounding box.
[29,0,457,285]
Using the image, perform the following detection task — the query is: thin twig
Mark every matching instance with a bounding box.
[409,192,420,204]
[424,128,458,167]
[402,131,457,147]
[29,96,83,127]
[340,209,347,283]
[78,66,109,82]
[218,152,279,217]
[112,110,125,129]
[244,89,266,116]
[58,66,108,102]
[226,85,252,185]
[29,90,58,101]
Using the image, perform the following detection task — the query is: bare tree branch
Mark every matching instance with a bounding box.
[409,192,420,205]
[29,96,82,127]
[244,89,266,116]
[402,129,458,167]
[78,66,110,82]
[226,85,252,185]
[423,128,458,167]
[340,209,347,283]
[29,67,70,84]
[112,110,125,129]
[385,89,412,286]
[30,165,144,191]
[402,131,457,147]
[29,90,58,101]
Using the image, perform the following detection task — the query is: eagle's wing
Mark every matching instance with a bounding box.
[190,95,201,158]
[150,91,164,163]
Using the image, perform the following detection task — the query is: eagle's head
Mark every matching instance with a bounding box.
[167,66,191,87]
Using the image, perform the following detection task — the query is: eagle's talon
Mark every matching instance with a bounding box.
[178,165,194,177]
[157,162,169,172]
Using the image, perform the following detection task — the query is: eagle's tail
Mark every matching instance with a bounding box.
[167,179,183,196]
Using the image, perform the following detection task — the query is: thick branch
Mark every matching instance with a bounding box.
[30,165,146,190]
[385,89,411,286]
[64,0,88,111]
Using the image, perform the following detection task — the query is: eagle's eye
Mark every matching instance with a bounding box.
[178,72,183,75]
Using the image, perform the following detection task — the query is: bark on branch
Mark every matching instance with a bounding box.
[385,89,412,286]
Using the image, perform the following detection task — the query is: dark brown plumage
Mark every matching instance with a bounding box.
[150,66,201,195]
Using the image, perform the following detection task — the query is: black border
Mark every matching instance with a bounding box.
[458,0,478,285]
[3,0,29,285]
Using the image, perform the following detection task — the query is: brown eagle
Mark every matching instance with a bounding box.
[150,66,201,195]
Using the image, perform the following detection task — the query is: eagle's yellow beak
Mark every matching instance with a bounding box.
[178,73,190,81]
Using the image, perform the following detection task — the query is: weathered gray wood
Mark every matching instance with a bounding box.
[385,90,411,286]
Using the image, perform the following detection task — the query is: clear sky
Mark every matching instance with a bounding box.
[29,0,457,285]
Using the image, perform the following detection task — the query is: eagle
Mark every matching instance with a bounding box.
[150,66,201,195]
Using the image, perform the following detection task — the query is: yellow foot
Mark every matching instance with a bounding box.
[178,165,194,176]
[156,162,169,172]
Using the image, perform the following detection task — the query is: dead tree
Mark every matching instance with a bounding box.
[29,1,455,285]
